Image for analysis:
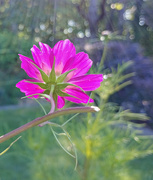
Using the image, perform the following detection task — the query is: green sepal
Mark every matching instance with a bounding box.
[56,83,71,90]
[43,89,50,95]
[56,90,71,97]
[56,83,85,93]
[56,69,76,83]
[56,89,81,100]
[25,81,47,89]
[30,62,49,83]
[49,57,56,83]
[21,93,41,99]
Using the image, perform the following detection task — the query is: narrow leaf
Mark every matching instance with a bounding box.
[50,126,75,158]
[21,93,50,100]
[25,81,47,89]
[56,90,81,100]
[0,136,21,156]
[56,90,72,97]
[56,83,85,92]
[56,69,76,83]
[21,93,41,99]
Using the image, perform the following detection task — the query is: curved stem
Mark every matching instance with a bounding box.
[50,126,75,158]
[98,42,107,73]
[0,106,100,144]
[49,94,55,114]
[39,94,55,126]
[0,136,21,156]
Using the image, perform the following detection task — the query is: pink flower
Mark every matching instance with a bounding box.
[16,39,103,109]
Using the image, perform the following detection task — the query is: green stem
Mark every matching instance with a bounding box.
[98,42,107,73]
[0,136,21,156]
[82,157,91,180]
[62,113,79,127]
[33,98,47,115]
[49,93,55,114]
[39,94,55,126]
[0,106,100,144]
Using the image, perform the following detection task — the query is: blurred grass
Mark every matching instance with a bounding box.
[1,60,153,180]
[0,106,79,180]
[0,105,153,180]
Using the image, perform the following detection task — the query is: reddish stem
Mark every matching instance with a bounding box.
[0,106,100,144]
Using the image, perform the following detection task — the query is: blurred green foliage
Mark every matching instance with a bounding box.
[0,31,34,105]
[1,59,153,179]
[0,31,33,71]
[0,1,153,178]
[0,101,153,179]
[1,0,153,104]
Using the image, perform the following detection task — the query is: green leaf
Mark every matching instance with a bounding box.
[30,62,49,83]
[49,57,56,83]
[25,81,47,89]
[21,93,50,99]
[56,69,76,83]
[21,93,41,99]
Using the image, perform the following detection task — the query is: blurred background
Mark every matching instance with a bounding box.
[1,0,153,179]
[0,0,153,124]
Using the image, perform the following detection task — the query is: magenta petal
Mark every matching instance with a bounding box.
[53,39,76,71]
[16,79,45,98]
[39,42,54,73]
[69,74,103,91]
[62,52,93,78]
[19,54,41,80]
[64,89,94,104]
[31,45,42,68]
[57,96,65,109]
[31,43,54,75]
